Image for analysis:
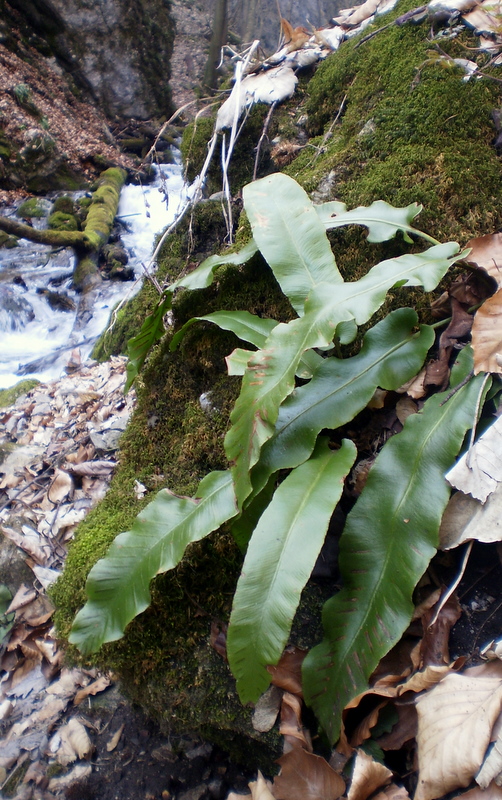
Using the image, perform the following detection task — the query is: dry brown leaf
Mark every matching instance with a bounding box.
[267,646,307,695]
[68,460,116,476]
[56,718,93,765]
[48,470,74,503]
[440,488,502,549]
[6,585,37,614]
[446,415,502,502]
[73,675,111,705]
[415,668,502,800]
[347,749,392,800]
[274,748,345,800]
[252,686,282,733]
[333,0,396,27]
[397,368,427,400]
[419,593,461,668]
[249,771,276,800]
[465,233,502,285]
[477,718,502,788]
[377,702,418,751]
[279,692,312,752]
[48,763,92,792]
[395,397,418,425]
[372,784,410,800]
[458,782,502,800]
[350,701,388,748]
[106,723,124,752]
[472,290,502,375]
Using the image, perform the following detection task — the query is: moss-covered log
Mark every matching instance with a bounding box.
[0,167,126,292]
[0,216,86,248]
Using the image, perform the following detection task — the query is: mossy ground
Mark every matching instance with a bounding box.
[0,379,39,409]
[54,3,502,764]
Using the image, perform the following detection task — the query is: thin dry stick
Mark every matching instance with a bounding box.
[308,93,347,168]
[428,540,473,627]
[466,372,491,467]
[253,101,277,180]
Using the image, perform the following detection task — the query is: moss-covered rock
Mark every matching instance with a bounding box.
[51,195,77,215]
[16,197,49,218]
[54,3,502,766]
[47,211,79,231]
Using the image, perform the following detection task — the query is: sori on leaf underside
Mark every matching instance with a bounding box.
[69,173,489,746]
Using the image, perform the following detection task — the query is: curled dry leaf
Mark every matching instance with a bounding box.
[377,702,418,751]
[372,785,410,800]
[106,723,125,752]
[446,415,502,503]
[472,290,502,375]
[73,675,111,705]
[252,685,282,733]
[249,770,276,800]
[439,487,502,550]
[415,664,502,800]
[279,691,312,752]
[347,749,392,800]
[56,718,93,765]
[267,646,307,695]
[458,782,502,800]
[48,469,74,504]
[464,233,502,282]
[273,747,345,800]
[419,592,461,668]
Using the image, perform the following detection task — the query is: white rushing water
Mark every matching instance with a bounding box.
[0,162,185,389]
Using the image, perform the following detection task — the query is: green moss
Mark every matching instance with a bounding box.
[0,379,39,409]
[48,211,79,231]
[0,231,18,248]
[16,197,47,218]
[51,195,76,215]
[286,7,502,263]
[54,229,295,764]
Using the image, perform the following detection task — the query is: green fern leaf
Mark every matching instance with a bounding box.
[225,243,463,508]
[302,346,491,744]
[244,173,342,314]
[227,438,357,703]
[251,308,434,495]
[69,471,238,654]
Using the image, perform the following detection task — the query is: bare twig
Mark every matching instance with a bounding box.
[253,101,277,180]
[428,541,473,627]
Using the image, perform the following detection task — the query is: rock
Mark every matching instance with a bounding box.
[177,785,207,800]
[0,288,34,332]
[0,533,34,597]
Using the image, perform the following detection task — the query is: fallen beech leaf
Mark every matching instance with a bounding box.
[333,0,396,26]
[252,685,282,733]
[372,785,410,800]
[48,763,92,791]
[465,233,502,284]
[6,585,37,614]
[267,646,307,695]
[68,460,116,476]
[397,368,427,400]
[419,593,461,667]
[446,415,502,502]
[48,469,74,503]
[458,782,502,800]
[56,718,93,765]
[106,723,124,752]
[74,675,111,705]
[377,703,418,751]
[350,701,388,748]
[274,748,345,800]
[439,488,502,549]
[395,397,418,425]
[250,770,276,800]
[415,668,502,800]
[347,749,392,800]
[472,290,502,374]
[279,692,312,751]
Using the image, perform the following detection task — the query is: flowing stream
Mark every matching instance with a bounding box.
[0,161,185,389]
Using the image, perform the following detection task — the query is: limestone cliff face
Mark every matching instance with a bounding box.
[4,0,174,119]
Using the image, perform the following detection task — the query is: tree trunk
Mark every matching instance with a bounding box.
[203,0,228,92]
